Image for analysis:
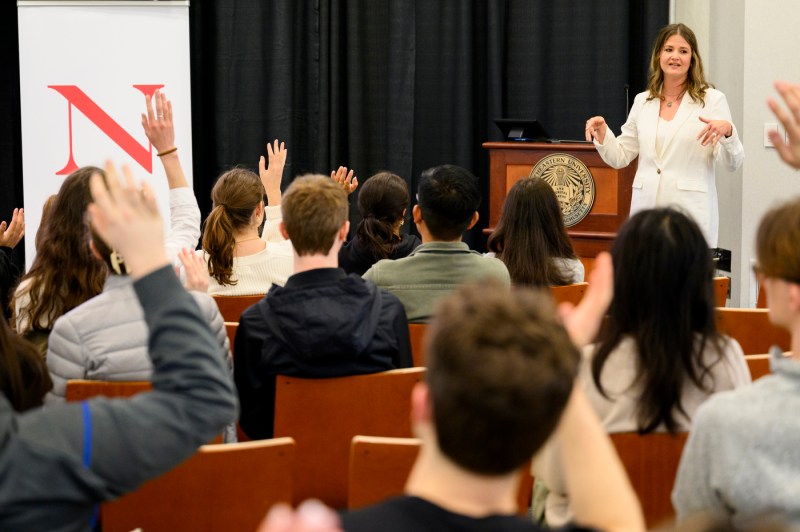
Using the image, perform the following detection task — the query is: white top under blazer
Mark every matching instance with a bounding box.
[595,88,744,246]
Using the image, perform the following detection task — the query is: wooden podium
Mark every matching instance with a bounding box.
[483,142,637,265]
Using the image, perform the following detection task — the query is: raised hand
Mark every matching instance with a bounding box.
[88,161,167,280]
[584,116,608,144]
[141,89,175,154]
[259,139,287,206]
[257,500,342,532]
[697,116,733,147]
[330,166,358,195]
[0,208,25,249]
[179,248,210,292]
[558,251,613,348]
[768,80,800,169]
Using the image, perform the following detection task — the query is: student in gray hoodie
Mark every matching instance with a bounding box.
[0,163,236,531]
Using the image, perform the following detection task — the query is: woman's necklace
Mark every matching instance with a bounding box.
[235,236,261,245]
[663,89,686,108]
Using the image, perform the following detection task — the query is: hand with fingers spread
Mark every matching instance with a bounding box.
[584,116,608,144]
[88,161,167,280]
[330,166,358,195]
[260,139,287,206]
[696,116,733,147]
[179,247,210,292]
[0,208,25,249]
[768,80,800,169]
[141,89,175,155]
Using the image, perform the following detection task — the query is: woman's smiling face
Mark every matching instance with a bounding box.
[659,34,692,81]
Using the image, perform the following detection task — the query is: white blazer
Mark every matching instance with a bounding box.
[595,88,744,246]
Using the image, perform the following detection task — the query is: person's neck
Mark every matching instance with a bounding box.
[405,444,518,518]
[293,253,338,274]
[233,228,264,256]
[789,320,800,360]
[418,226,462,245]
[662,78,686,96]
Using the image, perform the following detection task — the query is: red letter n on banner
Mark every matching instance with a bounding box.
[48,84,164,175]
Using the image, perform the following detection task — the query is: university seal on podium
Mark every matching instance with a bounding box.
[528,153,595,227]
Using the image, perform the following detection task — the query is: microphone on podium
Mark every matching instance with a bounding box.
[624,84,630,119]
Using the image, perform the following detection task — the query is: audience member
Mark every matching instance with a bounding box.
[342,254,645,531]
[487,178,584,286]
[235,175,413,440]
[0,161,236,529]
[46,238,230,401]
[14,90,200,349]
[363,164,510,322]
[672,197,800,525]
[536,207,750,527]
[201,140,294,295]
[0,208,24,322]
[335,168,421,276]
[0,312,51,412]
[767,80,800,169]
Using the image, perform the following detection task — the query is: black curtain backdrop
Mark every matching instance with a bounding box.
[1,0,668,268]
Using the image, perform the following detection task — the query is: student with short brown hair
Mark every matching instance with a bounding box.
[342,256,644,532]
[234,175,413,440]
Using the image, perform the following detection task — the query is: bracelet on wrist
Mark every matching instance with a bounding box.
[157,147,178,157]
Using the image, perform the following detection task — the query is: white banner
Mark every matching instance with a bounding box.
[17,1,193,269]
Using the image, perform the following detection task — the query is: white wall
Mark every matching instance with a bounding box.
[675,0,800,306]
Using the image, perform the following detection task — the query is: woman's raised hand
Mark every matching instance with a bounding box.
[141,90,175,153]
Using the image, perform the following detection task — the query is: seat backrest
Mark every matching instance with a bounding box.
[65,379,152,401]
[757,281,767,308]
[348,435,532,516]
[212,294,264,322]
[715,308,791,354]
[408,323,427,367]
[712,276,729,307]
[274,368,425,508]
[550,282,588,306]
[102,438,295,532]
[225,321,239,358]
[610,432,688,529]
[746,353,772,381]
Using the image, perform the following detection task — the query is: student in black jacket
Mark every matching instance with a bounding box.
[235,175,413,440]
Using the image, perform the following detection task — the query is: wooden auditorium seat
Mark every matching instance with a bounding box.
[408,323,427,367]
[715,307,791,354]
[225,321,239,357]
[212,294,264,322]
[550,282,588,306]
[102,438,295,532]
[274,368,425,508]
[712,276,730,307]
[610,432,688,529]
[348,435,532,516]
[65,379,152,401]
[746,353,772,381]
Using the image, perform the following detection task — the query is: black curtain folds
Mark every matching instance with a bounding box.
[0,0,669,266]
[189,0,667,248]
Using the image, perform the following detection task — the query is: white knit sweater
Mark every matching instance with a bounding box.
[204,205,295,296]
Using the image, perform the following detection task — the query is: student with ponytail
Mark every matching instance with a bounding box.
[201,141,294,295]
[334,169,420,276]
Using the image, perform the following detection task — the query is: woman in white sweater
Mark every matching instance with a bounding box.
[534,208,751,527]
[202,141,294,295]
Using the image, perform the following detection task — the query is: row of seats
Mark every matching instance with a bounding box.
[65,339,774,530]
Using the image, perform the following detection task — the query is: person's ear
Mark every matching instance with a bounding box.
[412,204,422,224]
[88,239,103,261]
[338,220,350,242]
[788,283,800,313]
[279,221,289,240]
[466,211,479,230]
[410,382,432,427]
